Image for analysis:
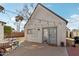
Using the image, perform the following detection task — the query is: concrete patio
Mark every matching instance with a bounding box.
[5,41,68,56]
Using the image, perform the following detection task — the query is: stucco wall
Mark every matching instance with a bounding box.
[0,23,4,40]
[25,5,67,46]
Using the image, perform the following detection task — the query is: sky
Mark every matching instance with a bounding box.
[0,3,79,31]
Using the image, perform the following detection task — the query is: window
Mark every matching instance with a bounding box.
[27,29,32,34]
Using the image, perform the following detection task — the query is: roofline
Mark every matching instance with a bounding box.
[38,3,68,24]
[0,21,6,24]
[24,3,68,28]
[24,3,39,28]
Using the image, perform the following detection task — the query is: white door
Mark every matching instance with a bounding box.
[43,27,57,45]
[49,27,57,45]
[43,28,49,43]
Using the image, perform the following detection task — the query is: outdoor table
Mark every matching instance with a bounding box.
[0,40,12,49]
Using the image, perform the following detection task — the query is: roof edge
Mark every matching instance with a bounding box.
[38,3,68,24]
[24,3,68,28]
[24,3,39,28]
[0,21,6,24]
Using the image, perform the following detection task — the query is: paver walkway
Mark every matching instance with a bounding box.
[5,41,68,56]
[67,47,79,56]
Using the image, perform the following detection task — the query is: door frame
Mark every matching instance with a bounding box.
[42,27,57,46]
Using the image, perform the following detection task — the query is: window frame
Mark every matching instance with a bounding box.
[27,29,33,34]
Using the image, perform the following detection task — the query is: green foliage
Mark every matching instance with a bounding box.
[4,26,12,34]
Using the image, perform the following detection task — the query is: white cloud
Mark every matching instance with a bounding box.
[11,17,15,21]
[0,3,4,6]
[11,17,16,23]
[21,20,27,25]
[5,16,17,30]
[71,14,79,22]
[67,14,79,30]
[70,14,79,18]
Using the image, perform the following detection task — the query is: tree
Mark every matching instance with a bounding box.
[16,3,35,20]
[4,26,12,38]
[21,3,35,20]
[15,3,35,32]
[1,4,36,32]
[15,15,24,32]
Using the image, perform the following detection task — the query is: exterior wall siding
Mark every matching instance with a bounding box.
[25,5,67,46]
